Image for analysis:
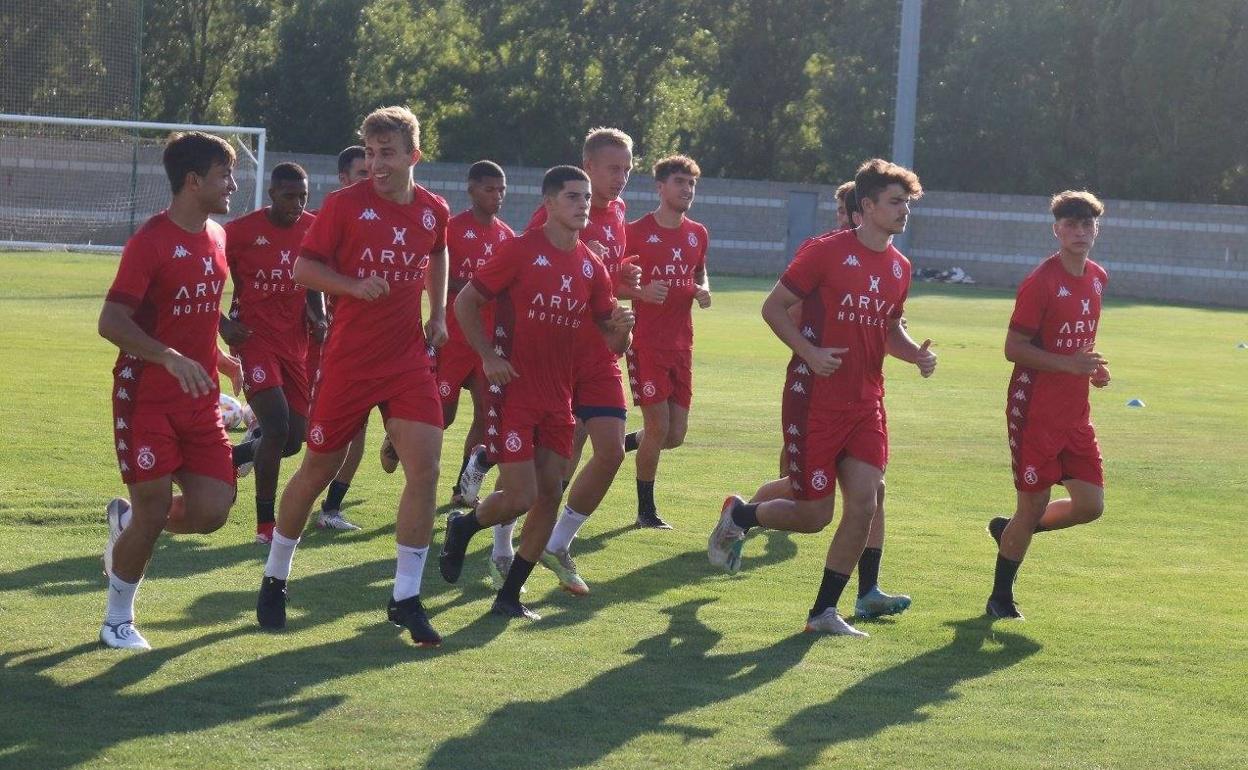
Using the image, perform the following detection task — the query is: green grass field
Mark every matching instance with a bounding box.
[1,250,1245,769]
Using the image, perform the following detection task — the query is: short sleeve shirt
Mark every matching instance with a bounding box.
[223,208,315,359]
[627,213,709,351]
[446,209,514,341]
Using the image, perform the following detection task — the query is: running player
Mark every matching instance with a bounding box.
[708,159,936,638]
[311,145,370,531]
[255,106,450,646]
[97,131,241,650]
[620,154,711,534]
[439,165,634,619]
[221,162,316,545]
[986,191,1110,620]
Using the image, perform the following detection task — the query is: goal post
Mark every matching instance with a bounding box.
[0,113,266,252]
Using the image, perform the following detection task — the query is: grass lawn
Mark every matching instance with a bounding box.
[0,251,1245,769]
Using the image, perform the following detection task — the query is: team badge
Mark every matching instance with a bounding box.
[892,260,903,279]
[421,208,437,231]
[505,431,523,454]
[642,381,656,398]
[136,446,156,471]
[687,232,698,248]
[251,366,266,385]
[1093,277,1103,296]
[811,469,829,491]
[310,425,325,446]
[439,381,452,398]
[1023,466,1039,486]
[582,259,595,278]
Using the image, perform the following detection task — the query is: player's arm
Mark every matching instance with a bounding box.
[216,345,243,394]
[886,319,935,377]
[453,283,517,385]
[98,301,215,398]
[595,303,635,354]
[424,244,449,347]
[612,255,644,300]
[1004,330,1105,376]
[761,282,847,377]
[448,276,471,293]
[304,290,328,342]
[694,263,711,308]
[293,254,389,300]
[218,235,251,346]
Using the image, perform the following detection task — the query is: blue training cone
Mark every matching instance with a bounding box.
[1126,398,1145,408]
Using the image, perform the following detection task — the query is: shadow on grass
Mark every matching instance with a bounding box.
[737,615,1042,769]
[426,598,818,770]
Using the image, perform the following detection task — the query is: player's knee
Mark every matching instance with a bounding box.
[664,427,686,449]
[797,502,836,532]
[1078,498,1104,523]
[595,442,625,470]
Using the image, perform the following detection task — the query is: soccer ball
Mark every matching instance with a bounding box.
[219,393,245,430]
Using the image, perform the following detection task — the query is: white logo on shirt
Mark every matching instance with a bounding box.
[642,381,656,398]
[793,363,810,375]
[116,417,128,430]
[116,387,130,401]
[534,255,551,267]
[1093,277,1103,296]
[647,234,661,244]
[254,235,270,246]
[687,232,698,248]
[487,425,498,436]
[251,367,266,385]
[201,257,216,276]
[1057,285,1071,297]
[172,245,190,259]
[483,243,494,256]
[582,259,594,278]
[505,431,523,453]
[787,424,800,436]
[1013,389,1027,401]
[1081,299,1091,315]
[671,248,683,261]
[309,425,325,445]
[868,275,881,293]
[392,227,407,246]
[602,226,616,242]
[359,208,380,221]
[465,230,477,240]
[790,381,806,394]
[560,275,573,293]
[1023,466,1039,486]
[801,326,816,340]
[811,469,829,491]
[493,345,505,357]
[421,208,437,231]
[892,260,903,279]
[119,367,134,380]
[787,442,799,454]
[136,446,156,471]
[1010,406,1023,418]
[117,439,128,451]
[1017,372,1031,384]
[494,325,506,338]
[439,381,451,397]
[843,255,860,267]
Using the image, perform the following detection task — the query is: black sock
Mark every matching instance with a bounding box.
[322,480,350,512]
[857,547,883,597]
[256,497,275,525]
[991,554,1022,600]
[637,480,656,514]
[731,502,760,531]
[624,431,640,452]
[498,554,536,602]
[561,478,570,492]
[454,452,473,492]
[232,440,255,468]
[810,569,851,617]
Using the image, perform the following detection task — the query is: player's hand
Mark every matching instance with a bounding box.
[802,345,849,377]
[216,349,244,394]
[695,287,712,309]
[1091,363,1111,388]
[161,349,215,398]
[424,314,448,348]
[915,338,937,378]
[482,352,519,386]
[1067,345,1106,376]
[586,240,609,259]
[617,255,642,290]
[219,316,251,347]
[607,304,636,333]
[637,281,669,304]
[350,275,390,301]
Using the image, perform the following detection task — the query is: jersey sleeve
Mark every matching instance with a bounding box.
[222,219,243,280]
[778,239,826,299]
[470,239,523,299]
[106,232,158,309]
[526,206,547,232]
[300,192,342,265]
[1009,271,1047,337]
[588,253,616,322]
[892,257,911,320]
[430,194,450,254]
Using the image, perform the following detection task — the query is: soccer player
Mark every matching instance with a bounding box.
[220,162,317,545]
[985,191,1110,620]
[255,106,450,646]
[439,165,634,619]
[620,154,711,534]
[707,159,936,638]
[311,145,370,531]
[437,161,514,503]
[97,131,241,650]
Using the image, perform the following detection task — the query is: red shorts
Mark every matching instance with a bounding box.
[783,405,888,502]
[1010,419,1103,492]
[434,337,484,407]
[241,348,310,416]
[485,402,575,463]
[572,351,627,419]
[113,403,235,487]
[306,368,442,453]
[625,347,692,409]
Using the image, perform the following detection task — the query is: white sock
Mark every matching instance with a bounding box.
[105,574,140,625]
[546,506,590,553]
[492,521,515,559]
[393,544,429,602]
[264,530,300,580]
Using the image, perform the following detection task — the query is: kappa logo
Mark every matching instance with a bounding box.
[119,460,130,473]
[1093,277,1103,296]
[1057,285,1071,298]
[1017,372,1031,384]
[254,235,270,246]
[843,255,860,267]
[892,260,903,279]
[811,469,829,491]
[647,234,661,244]
[1008,421,1018,432]
[787,442,799,454]
[1081,298,1091,316]
[136,446,156,471]
[789,461,799,473]
[868,275,881,293]
[534,255,551,267]
[671,247,683,261]
[642,381,656,398]
[505,431,523,454]
[488,407,498,418]
[117,439,128,451]
[1009,436,1018,448]
[687,232,698,248]
[494,325,507,338]
[787,424,801,436]
[793,362,810,375]
[359,208,380,221]
[422,208,437,231]
[790,381,807,395]
[801,326,816,340]
[465,229,477,240]
[392,227,407,246]
[493,345,505,357]
[1023,466,1039,486]
[119,366,134,380]
[489,384,502,394]
[173,245,191,259]
[116,387,130,401]
[251,367,266,385]
[309,425,325,446]
[438,381,452,397]
[116,417,128,430]
[487,425,498,436]
[1013,389,1027,401]
[1010,406,1023,418]
[582,259,594,278]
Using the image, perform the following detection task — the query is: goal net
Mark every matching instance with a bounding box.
[0,114,265,252]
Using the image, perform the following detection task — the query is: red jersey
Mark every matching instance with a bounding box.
[223,208,315,359]
[627,213,709,351]
[446,209,514,341]
[300,180,449,380]
[779,229,910,410]
[470,228,616,411]
[1007,254,1108,427]
[106,212,229,412]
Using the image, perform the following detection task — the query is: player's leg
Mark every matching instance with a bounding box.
[804,457,880,636]
[749,476,794,504]
[987,488,1050,620]
[853,478,912,618]
[100,475,173,650]
[634,401,669,515]
[440,459,538,584]
[455,373,488,503]
[554,412,630,567]
[563,418,591,488]
[497,448,566,618]
[318,422,367,530]
[245,384,292,543]
[384,415,444,645]
[1037,479,1104,529]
